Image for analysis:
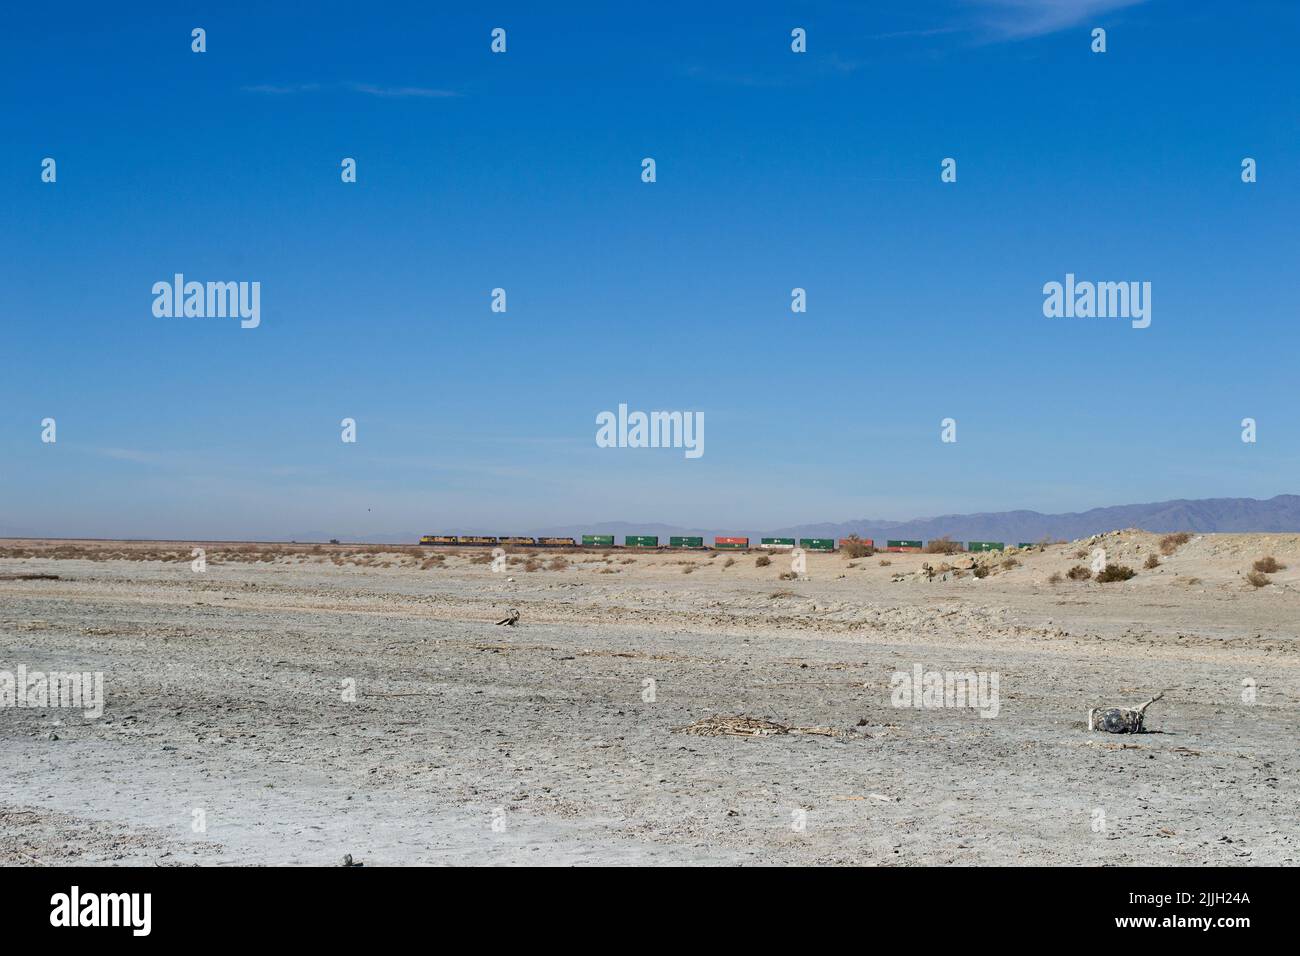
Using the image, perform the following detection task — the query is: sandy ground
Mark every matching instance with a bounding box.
[1,532,1297,866]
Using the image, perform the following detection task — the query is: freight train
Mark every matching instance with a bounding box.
[418,534,1027,552]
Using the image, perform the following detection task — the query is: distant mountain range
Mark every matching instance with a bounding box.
[523,495,1300,545]
[10,495,1300,545]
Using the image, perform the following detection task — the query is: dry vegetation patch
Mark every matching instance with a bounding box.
[924,536,962,555]
[1096,564,1136,583]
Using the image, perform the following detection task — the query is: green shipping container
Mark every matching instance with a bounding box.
[582,534,615,547]
[967,541,1005,552]
[760,537,796,548]
[1017,542,1035,549]
[887,539,923,549]
[714,541,748,549]
[625,535,659,547]
[670,536,704,548]
[799,538,836,551]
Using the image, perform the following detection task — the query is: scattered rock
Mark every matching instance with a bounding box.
[1089,691,1165,733]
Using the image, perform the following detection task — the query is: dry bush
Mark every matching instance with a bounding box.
[619,557,635,565]
[924,536,962,555]
[778,571,798,580]
[723,557,735,569]
[769,589,796,599]
[1096,564,1136,583]
[1048,571,1063,584]
[469,552,494,565]
[755,555,772,567]
[524,558,542,572]
[548,556,569,571]
[879,559,891,567]
[681,565,695,574]
[1144,554,1160,569]
[1067,565,1092,581]
[1074,548,1088,559]
[1160,532,1192,555]
[1001,557,1020,570]
[1247,569,1271,588]
[1253,556,1285,574]
[599,567,619,574]
[840,535,874,558]
[972,565,989,579]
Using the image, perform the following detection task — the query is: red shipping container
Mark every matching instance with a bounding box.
[714,536,749,545]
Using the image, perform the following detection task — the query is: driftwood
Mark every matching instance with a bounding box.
[494,608,520,626]
[672,715,842,738]
[1088,691,1165,734]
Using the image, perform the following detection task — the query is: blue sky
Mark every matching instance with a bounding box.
[3,0,1298,539]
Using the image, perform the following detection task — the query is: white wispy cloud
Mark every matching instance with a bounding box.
[240,83,322,94]
[966,0,1150,40]
[346,83,459,98]
[241,82,460,98]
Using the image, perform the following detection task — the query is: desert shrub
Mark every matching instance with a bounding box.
[769,589,796,599]
[1067,565,1092,581]
[1048,572,1063,584]
[755,555,772,567]
[924,536,962,555]
[1253,556,1285,574]
[972,565,990,579]
[879,559,891,567]
[1160,532,1192,555]
[524,558,542,572]
[723,557,735,568]
[1096,564,1136,583]
[1001,557,1020,570]
[681,565,694,574]
[548,556,569,571]
[1247,569,1271,587]
[1144,554,1160,569]
[778,571,798,580]
[841,535,874,558]
[469,552,493,564]
[1074,548,1088,559]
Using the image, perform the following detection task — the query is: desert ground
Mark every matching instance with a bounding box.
[1,532,1297,866]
